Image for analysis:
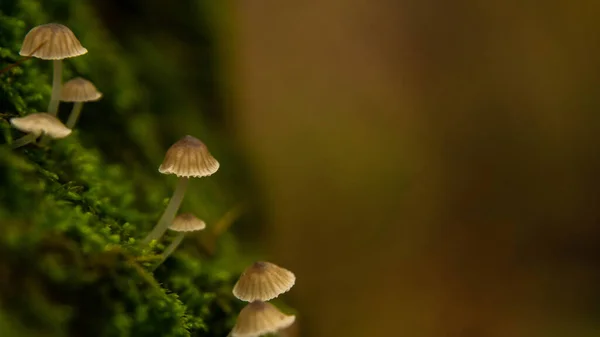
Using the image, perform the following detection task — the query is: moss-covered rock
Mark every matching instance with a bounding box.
[0,1,247,336]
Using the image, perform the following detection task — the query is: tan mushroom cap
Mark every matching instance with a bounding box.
[233,261,296,302]
[170,213,206,232]
[158,135,220,178]
[231,301,296,337]
[10,113,72,138]
[19,23,88,60]
[61,77,102,102]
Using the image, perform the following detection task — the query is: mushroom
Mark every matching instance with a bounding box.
[61,77,102,128]
[9,113,72,148]
[142,135,219,244]
[157,213,206,265]
[233,262,296,302]
[231,301,296,337]
[19,23,88,116]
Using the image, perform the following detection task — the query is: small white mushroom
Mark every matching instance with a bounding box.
[61,77,102,128]
[9,113,72,148]
[142,135,219,244]
[20,23,88,116]
[231,301,296,337]
[155,213,207,268]
[233,262,296,302]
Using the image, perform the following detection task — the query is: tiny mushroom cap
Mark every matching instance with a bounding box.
[170,213,206,232]
[10,113,72,138]
[231,301,296,337]
[159,135,220,178]
[61,77,102,102]
[19,23,88,60]
[233,261,296,302]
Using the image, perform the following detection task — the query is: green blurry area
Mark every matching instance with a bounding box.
[0,0,254,336]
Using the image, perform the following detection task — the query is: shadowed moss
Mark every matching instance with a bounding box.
[0,1,247,336]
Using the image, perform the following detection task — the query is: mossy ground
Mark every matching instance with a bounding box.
[0,1,248,336]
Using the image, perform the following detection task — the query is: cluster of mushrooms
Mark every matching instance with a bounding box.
[6,23,298,336]
[10,23,102,148]
[231,261,297,337]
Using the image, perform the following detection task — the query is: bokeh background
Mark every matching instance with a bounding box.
[238,1,600,336]
[3,0,600,336]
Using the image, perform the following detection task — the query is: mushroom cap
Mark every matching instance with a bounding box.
[231,301,296,337]
[158,135,220,178]
[19,23,88,60]
[61,77,102,102]
[10,113,72,138]
[170,213,206,232]
[233,261,296,302]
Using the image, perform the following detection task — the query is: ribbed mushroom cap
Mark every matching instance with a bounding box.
[158,135,220,178]
[233,261,296,302]
[170,213,206,232]
[61,77,102,102]
[19,23,87,60]
[231,301,296,337]
[10,113,72,138]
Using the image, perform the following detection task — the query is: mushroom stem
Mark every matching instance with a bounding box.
[48,59,62,116]
[143,177,189,244]
[163,233,185,259]
[66,102,84,128]
[153,233,185,270]
[10,133,38,149]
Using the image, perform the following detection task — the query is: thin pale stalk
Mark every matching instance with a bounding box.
[152,233,185,270]
[66,102,84,128]
[142,177,189,244]
[39,59,63,146]
[10,133,37,149]
[48,60,62,116]
[163,233,185,258]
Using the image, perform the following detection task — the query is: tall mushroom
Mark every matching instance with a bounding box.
[19,23,88,116]
[142,135,219,244]
[61,77,102,128]
[233,262,296,302]
[230,301,296,337]
[9,113,72,148]
[161,213,206,260]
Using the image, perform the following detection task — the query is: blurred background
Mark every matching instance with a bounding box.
[3,0,600,336]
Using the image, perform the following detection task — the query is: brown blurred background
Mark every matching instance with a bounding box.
[229,1,600,336]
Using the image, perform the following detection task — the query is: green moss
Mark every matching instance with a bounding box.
[0,1,247,336]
